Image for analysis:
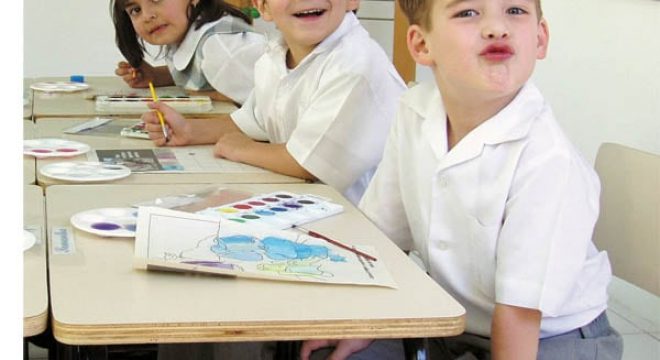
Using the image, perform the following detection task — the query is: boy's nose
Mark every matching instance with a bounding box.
[481,23,510,40]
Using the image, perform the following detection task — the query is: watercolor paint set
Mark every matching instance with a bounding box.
[95,95,212,114]
[195,191,344,230]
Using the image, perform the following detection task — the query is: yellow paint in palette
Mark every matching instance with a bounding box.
[195,192,344,230]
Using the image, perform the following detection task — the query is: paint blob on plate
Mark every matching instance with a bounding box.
[24,138,91,158]
[70,207,138,238]
[24,230,36,251]
[40,161,131,183]
[30,81,90,93]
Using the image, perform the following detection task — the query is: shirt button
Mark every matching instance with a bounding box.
[437,242,449,251]
[439,176,448,188]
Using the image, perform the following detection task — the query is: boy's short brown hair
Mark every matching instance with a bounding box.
[398,0,543,30]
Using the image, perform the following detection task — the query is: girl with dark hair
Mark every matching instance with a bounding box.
[111,0,265,104]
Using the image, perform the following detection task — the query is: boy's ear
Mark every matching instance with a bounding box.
[536,18,550,60]
[407,25,433,66]
[254,0,273,22]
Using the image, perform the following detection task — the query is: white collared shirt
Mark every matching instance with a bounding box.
[359,82,611,338]
[231,12,406,204]
[165,17,266,104]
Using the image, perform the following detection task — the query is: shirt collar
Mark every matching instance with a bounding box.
[408,82,546,163]
[170,19,222,71]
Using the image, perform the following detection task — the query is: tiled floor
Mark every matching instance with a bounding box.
[27,276,660,359]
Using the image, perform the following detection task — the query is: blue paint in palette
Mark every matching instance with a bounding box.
[195,191,344,230]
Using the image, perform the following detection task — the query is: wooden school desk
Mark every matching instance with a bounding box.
[24,120,36,184]
[34,118,302,186]
[24,185,48,337]
[46,183,465,350]
[30,76,237,119]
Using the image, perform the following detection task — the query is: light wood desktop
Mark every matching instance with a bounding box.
[34,118,302,186]
[30,76,237,119]
[46,183,465,345]
[24,185,48,337]
[24,121,36,184]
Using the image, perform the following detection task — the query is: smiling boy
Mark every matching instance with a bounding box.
[143,0,405,205]
[301,0,623,359]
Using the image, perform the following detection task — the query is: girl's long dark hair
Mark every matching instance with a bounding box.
[110,0,252,68]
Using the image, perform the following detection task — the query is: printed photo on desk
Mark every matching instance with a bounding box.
[134,207,396,288]
[91,147,271,173]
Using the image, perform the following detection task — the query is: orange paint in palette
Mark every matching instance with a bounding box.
[195,192,344,230]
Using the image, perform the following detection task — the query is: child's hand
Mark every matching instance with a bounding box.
[115,61,159,88]
[142,101,192,146]
[213,131,255,162]
[300,339,373,360]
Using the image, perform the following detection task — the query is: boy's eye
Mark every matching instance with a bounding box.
[454,9,479,18]
[507,7,528,15]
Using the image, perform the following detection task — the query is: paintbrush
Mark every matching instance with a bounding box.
[148,81,170,143]
[293,225,377,262]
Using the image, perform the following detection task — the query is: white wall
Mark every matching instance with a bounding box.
[24,1,123,77]
[24,0,659,163]
[416,0,660,163]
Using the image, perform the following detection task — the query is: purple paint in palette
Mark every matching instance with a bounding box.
[195,191,344,230]
[70,207,139,237]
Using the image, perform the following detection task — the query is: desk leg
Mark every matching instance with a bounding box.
[55,343,80,360]
[55,344,109,360]
[403,338,430,360]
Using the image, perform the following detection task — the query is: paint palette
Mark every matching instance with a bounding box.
[70,208,138,237]
[95,95,213,114]
[40,161,131,183]
[24,138,91,158]
[195,191,344,230]
[30,81,90,92]
[24,230,36,251]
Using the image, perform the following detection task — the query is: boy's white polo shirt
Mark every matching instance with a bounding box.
[231,13,405,204]
[165,17,266,104]
[359,82,611,338]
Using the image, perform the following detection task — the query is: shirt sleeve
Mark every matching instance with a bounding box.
[494,149,601,315]
[230,90,269,141]
[200,32,266,105]
[358,114,414,251]
[286,71,395,194]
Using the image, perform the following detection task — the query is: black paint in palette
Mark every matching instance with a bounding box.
[197,192,344,230]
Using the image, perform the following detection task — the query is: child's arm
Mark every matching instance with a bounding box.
[491,303,541,360]
[214,132,316,180]
[115,61,174,88]
[143,101,238,146]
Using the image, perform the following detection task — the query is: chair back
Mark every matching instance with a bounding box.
[593,143,660,296]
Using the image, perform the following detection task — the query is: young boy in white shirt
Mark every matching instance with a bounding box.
[143,0,405,205]
[301,0,624,359]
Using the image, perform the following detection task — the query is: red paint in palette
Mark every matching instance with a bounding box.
[56,148,79,153]
[31,149,53,153]
[233,204,252,210]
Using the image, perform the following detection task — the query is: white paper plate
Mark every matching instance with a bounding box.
[40,161,131,183]
[70,207,138,237]
[30,81,90,92]
[24,138,91,158]
[24,230,36,251]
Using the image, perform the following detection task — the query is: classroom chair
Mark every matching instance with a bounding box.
[592,142,660,296]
